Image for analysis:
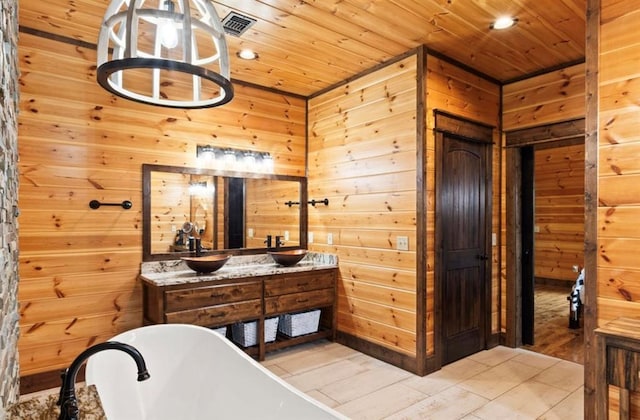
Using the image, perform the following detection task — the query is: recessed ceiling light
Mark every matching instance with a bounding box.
[237,49,258,60]
[491,16,518,30]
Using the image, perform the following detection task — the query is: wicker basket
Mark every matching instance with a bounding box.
[278,309,321,337]
[211,326,227,337]
[231,317,279,347]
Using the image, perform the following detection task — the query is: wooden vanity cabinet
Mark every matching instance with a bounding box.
[143,278,263,327]
[142,268,337,360]
[596,318,640,419]
[264,269,337,352]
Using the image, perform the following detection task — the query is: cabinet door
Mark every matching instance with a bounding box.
[608,346,640,391]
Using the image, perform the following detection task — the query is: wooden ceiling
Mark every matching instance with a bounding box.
[20,0,586,97]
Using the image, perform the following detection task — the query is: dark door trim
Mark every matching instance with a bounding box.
[434,110,494,369]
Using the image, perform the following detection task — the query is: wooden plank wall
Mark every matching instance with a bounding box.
[597,2,640,325]
[17,33,307,376]
[307,55,419,356]
[502,63,586,330]
[307,53,501,358]
[503,63,587,131]
[534,144,585,282]
[425,56,501,343]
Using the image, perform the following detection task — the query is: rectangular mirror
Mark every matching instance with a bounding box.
[143,164,308,261]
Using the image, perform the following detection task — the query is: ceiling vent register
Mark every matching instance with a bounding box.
[221,12,257,37]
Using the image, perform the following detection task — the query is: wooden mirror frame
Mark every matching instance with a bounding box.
[142,163,308,261]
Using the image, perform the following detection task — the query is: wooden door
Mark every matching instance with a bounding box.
[436,116,492,366]
[520,146,535,345]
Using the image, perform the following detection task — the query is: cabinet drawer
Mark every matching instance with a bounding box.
[264,270,335,297]
[607,346,640,391]
[265,289,334,315]
[165,281,262,312]
[166,299,262,327]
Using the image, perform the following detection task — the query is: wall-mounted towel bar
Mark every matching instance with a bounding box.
[284,198,329,207]
[308,198,329,207]
[89,200,133,210]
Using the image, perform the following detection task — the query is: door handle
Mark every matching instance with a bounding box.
[476,254,489,261]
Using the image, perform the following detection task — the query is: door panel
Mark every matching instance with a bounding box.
[437,134,491,365]
[521,146,535,345]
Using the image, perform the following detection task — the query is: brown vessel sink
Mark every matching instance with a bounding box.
[268,249,308,266]
[182,254,231,273]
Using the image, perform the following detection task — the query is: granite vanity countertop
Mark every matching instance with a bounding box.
[140,251,338,287]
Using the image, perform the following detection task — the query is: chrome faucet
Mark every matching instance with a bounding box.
[57,341,150,420]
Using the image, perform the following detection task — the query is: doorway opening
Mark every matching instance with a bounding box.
[522,141,585,364]
[505,119,586,365]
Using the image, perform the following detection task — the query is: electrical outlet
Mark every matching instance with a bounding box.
[247,228,254,238]
[396,236,409,251]
[308,232,314,244]
[492,233,497,247]
[534,225,540,233]
[572,265,580,273]
[171,224,176,232]
[284,230,290,241]
[327,233,333,245]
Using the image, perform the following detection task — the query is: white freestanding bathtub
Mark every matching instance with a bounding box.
[85,324,346,419]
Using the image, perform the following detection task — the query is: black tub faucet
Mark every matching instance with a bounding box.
[57,341,150,420]
[275,235,285,249]
[264,235,273,249]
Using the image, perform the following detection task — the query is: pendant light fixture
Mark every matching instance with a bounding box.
[96,0,234,108]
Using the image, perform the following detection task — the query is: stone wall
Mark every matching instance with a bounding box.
[0,0,21,417]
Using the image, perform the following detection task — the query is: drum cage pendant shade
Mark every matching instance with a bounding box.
[96,0,234,108]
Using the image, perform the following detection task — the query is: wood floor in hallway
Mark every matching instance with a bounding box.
[522,283,584,365]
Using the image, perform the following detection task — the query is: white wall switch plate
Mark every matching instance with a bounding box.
[534,225,540,233]
[492,233,497,246]
[284,230,290,241]
[248,228,254,238]
[396,236,409,251]
[327,233,333,245]
[308,232,314,244]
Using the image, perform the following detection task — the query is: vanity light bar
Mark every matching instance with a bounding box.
[196,145,273,173]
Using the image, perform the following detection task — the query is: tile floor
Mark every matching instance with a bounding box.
[262,341,584,420]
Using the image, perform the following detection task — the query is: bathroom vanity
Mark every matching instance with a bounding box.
[140,253,337,360]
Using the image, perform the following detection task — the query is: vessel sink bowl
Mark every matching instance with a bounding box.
[182,254,231,273]
[268,249,308,266]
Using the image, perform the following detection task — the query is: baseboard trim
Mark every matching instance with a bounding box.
[335,331,420,375]
[488,332,501,348]
[535,276,575,288]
